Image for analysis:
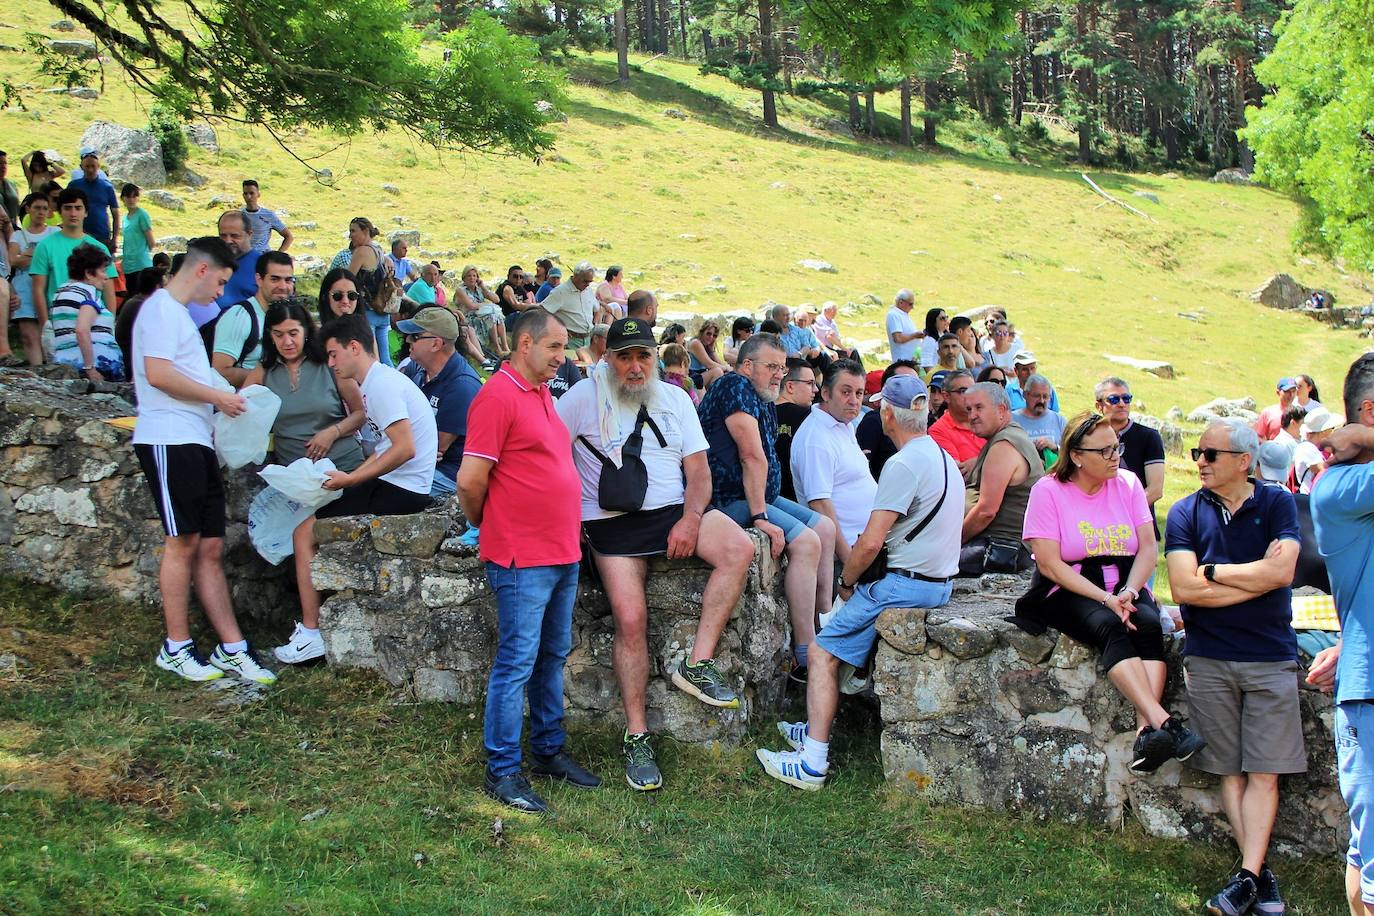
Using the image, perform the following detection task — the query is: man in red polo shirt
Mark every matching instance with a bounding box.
[928,369,985,476]
[458,309,602,813]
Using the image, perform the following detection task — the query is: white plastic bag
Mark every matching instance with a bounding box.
[247,487,318,565]
[213,384,282,469]
[257,457,343,508]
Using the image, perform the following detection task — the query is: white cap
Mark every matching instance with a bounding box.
[1302,408,1342,435]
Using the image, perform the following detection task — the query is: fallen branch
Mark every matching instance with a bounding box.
[1081,173,1154,221]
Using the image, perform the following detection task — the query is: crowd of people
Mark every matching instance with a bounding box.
[11,144,1374,915]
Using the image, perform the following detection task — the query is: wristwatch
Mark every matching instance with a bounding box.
[748,512,768,527]
[1204,564,1217,582]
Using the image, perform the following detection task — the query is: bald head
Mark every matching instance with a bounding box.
[626,289,657,326]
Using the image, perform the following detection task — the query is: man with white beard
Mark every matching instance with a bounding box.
[557,317,755,792]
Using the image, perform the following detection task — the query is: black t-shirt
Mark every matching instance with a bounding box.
[496,280,521,316]
[546,357,584,399]
[1120,420,1166,535]
[855,408,897,481]
[774,402,812,501]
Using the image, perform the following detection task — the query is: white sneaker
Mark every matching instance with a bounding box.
[838,662,871,695]
[209,644,278,685]
[777,720,806,751]
[155,643,225,682]
[273,622,326,665]
[756,748,826,791]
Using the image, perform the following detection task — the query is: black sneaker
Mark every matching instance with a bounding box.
[1254,866,1286,915]
[1129,725,1177,774]
[622,731,662,792]
[788,665,808,686]
[671,658,740,708]
[1161,715,1208,762]
[483,770,549,813]
[529,750,602,789]
[1206,873,1258,916]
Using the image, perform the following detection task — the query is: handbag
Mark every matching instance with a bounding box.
[856,447,950,585]
[576,403,667,514]
[982,536,1024,574]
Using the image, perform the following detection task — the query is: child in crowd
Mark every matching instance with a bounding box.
[119,183,155,297]
[661,343,700,406]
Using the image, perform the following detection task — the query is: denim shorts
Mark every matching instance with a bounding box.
[817,573,953,667]
[717,495,821,544]
[1339,700,1374,904]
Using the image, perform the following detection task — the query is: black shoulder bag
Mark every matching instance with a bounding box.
[856,449,951,585]
[577,403,668,513]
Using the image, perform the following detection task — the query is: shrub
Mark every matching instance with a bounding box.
[148,104,188,175]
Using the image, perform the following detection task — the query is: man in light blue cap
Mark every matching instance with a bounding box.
[757,373,966,790]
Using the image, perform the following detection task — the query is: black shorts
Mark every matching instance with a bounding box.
[584,504,684,557]
[135,443,226,538]
[316,477,433,519]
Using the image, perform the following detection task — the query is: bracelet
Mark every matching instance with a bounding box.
[1120,586,1140,601]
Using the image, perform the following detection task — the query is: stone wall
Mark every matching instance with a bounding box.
[0,370,296,625]
[314,509,791,744]
[875,575,1343,857]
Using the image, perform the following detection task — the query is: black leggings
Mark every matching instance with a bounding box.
[1038,589,1165,671]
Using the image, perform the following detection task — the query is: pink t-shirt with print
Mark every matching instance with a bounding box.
[1022,470,1152,593]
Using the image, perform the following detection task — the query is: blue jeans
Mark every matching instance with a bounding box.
[717,495,821,543]
[430,469,456,498]
[1340,700,1374,905]
[483,562,578,777]
[367,310,394,367]
[817,573,953,667]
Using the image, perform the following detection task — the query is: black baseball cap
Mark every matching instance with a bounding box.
[606,317,656,351]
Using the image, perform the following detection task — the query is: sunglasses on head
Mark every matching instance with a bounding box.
[1102,393,1133,405]
[1191,447,1246,463]
[331,290,359,302]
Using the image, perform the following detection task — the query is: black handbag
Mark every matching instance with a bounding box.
[577,403,667,514]
[982,537,1024,574]
[856,448,951,585]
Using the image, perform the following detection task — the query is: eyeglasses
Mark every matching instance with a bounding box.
[1102,394,1133,405]
[406,334,441,344]
[331,290,359,302]
[1073,442,1125,460]
[750,360,787,375]
[1191,447,1247,463]
[786,376,818,388]
[986,377,1007,387]
[946,385,972,395]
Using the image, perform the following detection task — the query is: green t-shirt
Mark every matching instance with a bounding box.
[28,233,117,307]
[121,208,153,272]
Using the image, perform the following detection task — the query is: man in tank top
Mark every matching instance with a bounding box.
[959,381,1043,576]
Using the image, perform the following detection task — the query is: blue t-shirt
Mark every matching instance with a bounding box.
[1312,462,1374,702]
[403,354,482,483]
[779,324,819,357]
[1165,481,1301,662]
[68,175,118,240]
[535,281,556,303]
[697,371,780,507]
[244,206,286,252]
[216,252,260,309]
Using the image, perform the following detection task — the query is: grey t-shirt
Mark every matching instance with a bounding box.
[874,435,965,577]
[1013,409,1066,447]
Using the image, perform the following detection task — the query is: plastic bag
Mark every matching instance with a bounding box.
[213,384,282,469]
[257,457,343,508]
[247,487,317,565]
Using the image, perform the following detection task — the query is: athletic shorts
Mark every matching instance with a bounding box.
[316,477,433,519]
[1182,656,1307,775]
[584,504,685,557]
[135,443,226,538]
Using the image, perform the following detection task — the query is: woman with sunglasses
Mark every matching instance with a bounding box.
[1015,411,1205,774]
[976,364,1009,387]
[723,316,755,368]
[984,320,1019,370]
[1293,374,1322,413]
[687,321,728,389]
[918,307,949,370]
[318,268,361,324]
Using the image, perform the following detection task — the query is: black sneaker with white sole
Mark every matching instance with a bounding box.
[484,770,549,813]
[1129,725,1176,774]
[1161,715,1207,762]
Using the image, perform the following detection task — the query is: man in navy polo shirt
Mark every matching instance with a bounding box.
[68,147,119,253]
[397,307,481,498]
[1165,418,1303,916]
[215,210,259,309]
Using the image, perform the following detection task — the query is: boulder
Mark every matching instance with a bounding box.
[68,87,99,100]
[143,189,184,212]
[1249,274,1336,311]
[1132,413,1185,454]
[389,229,420,247]
[798,259,837,273]
[1209,168,1253,185]
[182,123,219,153]
[51,19,76,31]
[155,236,187,253]
[175,168,207,189]
[381,183,400,195]
[294,255,327,277]
[1132,191,1160,204]
[1187,396,1259,425]
[1103,353,1175,380]
[663,108,689,120]
[49,39,97,59]
[79,121,166,187]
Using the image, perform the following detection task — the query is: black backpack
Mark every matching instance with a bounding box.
[199,300,261,367]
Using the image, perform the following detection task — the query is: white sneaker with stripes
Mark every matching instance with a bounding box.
[756,748,826,791]
[155,643,225,682]
[777,720,806,751]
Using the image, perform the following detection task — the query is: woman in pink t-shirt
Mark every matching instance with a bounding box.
[1016,411,1205,774]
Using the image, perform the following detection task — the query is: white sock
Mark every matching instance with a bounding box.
[300,625,320,638]
[221,640,247,654]
[801,731,829,774]
[165,637,193,654]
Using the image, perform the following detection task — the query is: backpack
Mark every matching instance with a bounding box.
[358,245,401,315]
[199,300,261,367]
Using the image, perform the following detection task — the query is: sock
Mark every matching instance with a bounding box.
[165,637,193,654]
[300,625,320,638]
[1239,868,1259,884]
[221,640,247,654]
[794,644,808,668]
[686,657,705,669]
[800,730,829,774]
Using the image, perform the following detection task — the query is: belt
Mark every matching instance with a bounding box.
[890,569,953,584]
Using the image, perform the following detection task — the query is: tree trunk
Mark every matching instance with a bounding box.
[658,0,670,54]
[864,89,876,136]
[900,77,913,146]
[677,0,688,59]
[922,77,938,145]
[847,92,860,130]
[1012,10,1026,125]
[615,7,630,83]
[759,0,778,128]
[1075,0,1092,163]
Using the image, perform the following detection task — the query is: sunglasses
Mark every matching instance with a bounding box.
[331,290,359,302]
[1102,394,1133,405]
[1073,442,1125,460]
[946,385,972,395]
[406,334,442,344]
[1191,447,1247,463]
[986,378,1006,387]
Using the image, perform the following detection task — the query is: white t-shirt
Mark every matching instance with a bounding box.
[359,362,440,495]
[1293,440,1324,494]
[919,335,939,369]
[556,378,707,521]
[132,288,219,447]
[540,281,596,337]
[873,435,965,577]
[790,404,878,545]
[885,307,917,361]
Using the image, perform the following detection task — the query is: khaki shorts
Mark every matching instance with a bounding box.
[1183,656,1307,775]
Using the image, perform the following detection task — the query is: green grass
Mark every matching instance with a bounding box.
[0,578,1348,913]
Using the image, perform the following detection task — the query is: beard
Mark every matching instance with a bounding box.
[754,382,779,403]
[614,376,652,408]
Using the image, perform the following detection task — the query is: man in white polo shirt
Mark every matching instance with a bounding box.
[540,259,597,350]
[790,359,878,563]
[885,289,922,362]
[273,312,438,665]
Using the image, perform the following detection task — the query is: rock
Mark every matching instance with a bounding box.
[390,229,420,247]
[370,512,449,557]
[924,615,998,659]
[875,607,927,655]
[1132,414,1185,454]
[663,108,689,120]
[1177,311,1204,322]
[1187,396,1258,425]
[175,168,207,189]
[293,255,327,277]
[155,236,187,253]
[316,168,333,184]
[770,181,787,190]
[391,216,408,225]
[1132,191,1160,204]
[205,194,236,210]
[67,87,99,100]
[143,189,184,212]
[535,100,568,123]
[381,183,400,195]
[1209,168,1252,185]
[51,19,76,31]
[297,221,317,231]
[1249,273,1335,311]
[1166,407,1184,422]
[182,123,219,153]
[798,259,837,273]
[813,117,855,139]
[49,39,97,59]
[1103,353,1175,380]
[79,121,166,187]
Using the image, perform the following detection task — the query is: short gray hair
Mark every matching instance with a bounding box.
[769,304,790,322]
[1024,373,1051,393]
[590,323,610,340]
[574,259,596,275]
[882,400,929,433]
[895,288,914,305]
[970,381,1010,410]
[1205,418,1260,472]
[738,332,784,366]
[1094,376,1130,400]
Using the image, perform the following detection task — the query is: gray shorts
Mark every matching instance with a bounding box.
[1182,656,1307,775]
